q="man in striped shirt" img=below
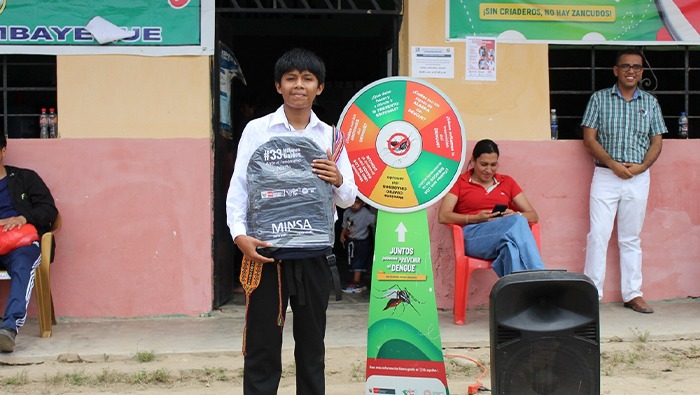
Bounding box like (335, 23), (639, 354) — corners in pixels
(581, 48), (666, 314)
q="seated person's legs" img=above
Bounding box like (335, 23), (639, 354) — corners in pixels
(493, 215), (545, 276)
(464, 215), (544, 277)
(463, 217), (512, 260)
(1, 243), (41, 352)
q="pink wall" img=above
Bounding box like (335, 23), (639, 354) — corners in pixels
(0, 139), (213, 318)
(430, 140), (700, 309)
(2, 138), (697, 319)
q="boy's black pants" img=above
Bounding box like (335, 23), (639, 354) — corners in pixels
(243, 255), (330, 395)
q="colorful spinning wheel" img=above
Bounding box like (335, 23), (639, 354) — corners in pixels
(338, 77), (467, 213)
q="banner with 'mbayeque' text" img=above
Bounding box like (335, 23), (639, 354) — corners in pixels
(0, 0), (213, 56)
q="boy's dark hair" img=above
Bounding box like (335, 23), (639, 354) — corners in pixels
(0, 132), (6, 149)
(472, 139), (499, 160)
(274, 48), (326, 84)
(615, 48), (644, 65)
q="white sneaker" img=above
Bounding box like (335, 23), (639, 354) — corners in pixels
(342, 283), (365, 294)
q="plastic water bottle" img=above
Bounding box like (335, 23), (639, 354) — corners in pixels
(39, 108), (49, 139)
(678, 111), (689, 139)
(550, 109), (558, 140)
(48, 108), (58, 138)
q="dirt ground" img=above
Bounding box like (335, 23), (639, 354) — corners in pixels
(1, 335), (699, 394)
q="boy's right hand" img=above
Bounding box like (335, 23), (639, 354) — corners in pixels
(234, 235), (275, 264)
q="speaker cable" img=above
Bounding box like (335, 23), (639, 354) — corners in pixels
(443, 353), (491, 394)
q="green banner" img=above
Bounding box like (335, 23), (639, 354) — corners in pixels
(448, 0), (700, 44)
(366, 210), (449, 394)
(0, 0), (206, 52)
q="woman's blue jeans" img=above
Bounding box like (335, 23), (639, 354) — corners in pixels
(463, 214), (545, 277)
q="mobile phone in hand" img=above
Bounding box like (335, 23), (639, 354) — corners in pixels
(492, 204), (508, 216)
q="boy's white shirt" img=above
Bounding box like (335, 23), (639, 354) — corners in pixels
(226, 105), (358, 241)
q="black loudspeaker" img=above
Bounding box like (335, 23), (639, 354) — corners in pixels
(489, 270), (600, 395)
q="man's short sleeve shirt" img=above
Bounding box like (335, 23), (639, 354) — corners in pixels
(581, 84), (667, 164)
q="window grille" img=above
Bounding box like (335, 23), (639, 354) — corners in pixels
(1, 55), (57, 139)
(549, 46), (698, 139)
(216, 0), (402, 14)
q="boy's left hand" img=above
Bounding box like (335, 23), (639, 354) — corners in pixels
(312, 149), (343, 187)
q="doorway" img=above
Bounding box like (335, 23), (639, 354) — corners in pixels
(212, 2), (403, 307)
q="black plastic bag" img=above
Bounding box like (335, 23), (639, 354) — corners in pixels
(247, 136), (334, 259)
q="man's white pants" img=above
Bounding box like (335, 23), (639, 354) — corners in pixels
(584, 166), (650, 302)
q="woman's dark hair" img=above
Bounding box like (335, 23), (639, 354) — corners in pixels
(471, 139), (499, 161)
(274, 48), (326, 84)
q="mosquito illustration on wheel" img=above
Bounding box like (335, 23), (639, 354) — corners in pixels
(374, 284), (424, 316)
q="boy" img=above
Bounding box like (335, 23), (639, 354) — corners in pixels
(340, 197), (375, 293)
(225, 48), (357, 395)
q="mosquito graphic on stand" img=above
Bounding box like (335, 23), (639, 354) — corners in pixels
(373, 120), (424, 171)
(375, 284), (423, 316)
(388, 133), (411, 156)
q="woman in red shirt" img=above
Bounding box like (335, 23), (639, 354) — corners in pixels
(438, 139), (545, 276)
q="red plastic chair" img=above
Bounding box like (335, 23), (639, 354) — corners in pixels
(449, 222), (541, 325)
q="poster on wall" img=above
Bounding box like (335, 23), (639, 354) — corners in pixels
(447, 0), (700, 44)
(0, 0), (214, 56)
(466, 37), (497, 81)
(410, 46), (455, 79)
